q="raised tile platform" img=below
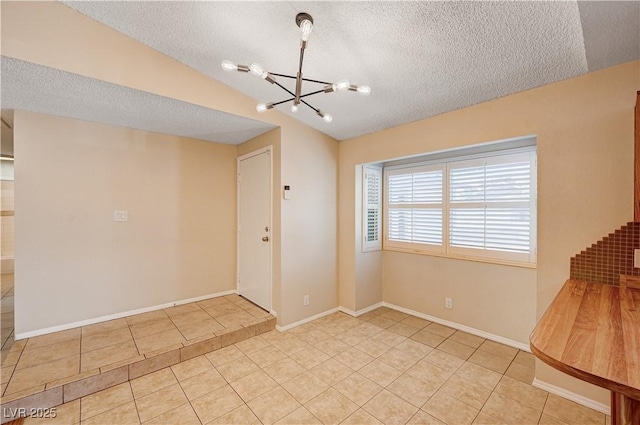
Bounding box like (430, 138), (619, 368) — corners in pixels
(0, 294), (275, 423)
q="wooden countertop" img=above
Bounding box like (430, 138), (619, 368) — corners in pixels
(530, 279), (640, 400)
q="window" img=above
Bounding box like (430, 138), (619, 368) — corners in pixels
(386, 164), (444, 252)
(384, 149), (536, 266)
(362, 165), (382, 252)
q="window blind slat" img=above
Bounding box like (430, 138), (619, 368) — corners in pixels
(413, 171), (443, 204)
(388, 208), (412, 242)
(388, 174), (413, 205)
(413, 209), (443, 244)
(485, 207), (530, 252)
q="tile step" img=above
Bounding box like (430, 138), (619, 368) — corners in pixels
(0, 316), (275, 424)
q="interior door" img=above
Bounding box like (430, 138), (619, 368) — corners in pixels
(238, 149), (271, 311)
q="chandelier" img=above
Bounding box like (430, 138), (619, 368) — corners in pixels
(221, 13), (370, 123)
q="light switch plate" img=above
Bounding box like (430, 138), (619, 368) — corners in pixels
(114, 210), (128, 222)
(635, 249), (640, 268)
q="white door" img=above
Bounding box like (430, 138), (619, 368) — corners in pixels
(238, 149), (271, 311)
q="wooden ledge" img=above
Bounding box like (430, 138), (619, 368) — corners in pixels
(530, 279), (640, 401)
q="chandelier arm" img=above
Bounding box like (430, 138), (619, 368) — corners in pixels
(301, 77), (333, 85)
(299, 89), (325, 99)
(274, 81), (297, 98)
(269, 73), (333, 86)
(269, 73), (297, 80)
(300, 99), (319, 113)
(271, 97), (296, 107)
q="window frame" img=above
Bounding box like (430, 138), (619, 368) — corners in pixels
(383, 147), (537, 268)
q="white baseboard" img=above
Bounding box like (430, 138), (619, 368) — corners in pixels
(15, 289), (238, 340)
(382, 302), (531, 352)
(276, 301), (383, 332)
(532, 378), (610, 415)
(277, 301), (529, 352)
(337, 307), (357, 316)
(276, 307), (340, 332)
(338, 302), (384, 317)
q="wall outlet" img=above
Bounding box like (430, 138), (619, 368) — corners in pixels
(445, 297), (453, 309)
(635, 249), (640, 268)
(113, 210), (128, 222)
(304, 295), (309, 306)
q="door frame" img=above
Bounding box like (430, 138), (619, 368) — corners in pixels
(236, 146), (273, 313)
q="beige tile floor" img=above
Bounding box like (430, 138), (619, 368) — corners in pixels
(15, 306), (609, 425)
(0, 277), (273, 398)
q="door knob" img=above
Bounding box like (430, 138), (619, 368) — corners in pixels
(262, 236), (269, 242)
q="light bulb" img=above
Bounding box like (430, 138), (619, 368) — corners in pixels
(221, 60), (237, 71)
(357, 86), (371, 96)
(250, 63), (266, 78)
(300, 19), (313, 41)
(256, 103), (268, 113)
(335, 79), (350, 91)
(291, 104), (299, 113)
(317, 110), (332, 123)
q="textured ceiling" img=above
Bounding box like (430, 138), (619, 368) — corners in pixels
(1, 57), (275, 145)
(46, 2), (640, 141)
(578, 1), (640, 71)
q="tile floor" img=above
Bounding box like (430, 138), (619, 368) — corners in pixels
(0, 275), (273, 399)
(1, 273), (15, 352)
(11, 306), (609, 425)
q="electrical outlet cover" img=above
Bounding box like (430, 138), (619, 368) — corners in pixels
(114, 210), (128, 222)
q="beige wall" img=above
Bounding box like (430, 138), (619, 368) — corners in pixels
(382, 253), (535, 342)
(14, 111), (237, 334)
(340, 61), (639, 405)
(3, 1), (339, 329)
(279, 127), (338, 326)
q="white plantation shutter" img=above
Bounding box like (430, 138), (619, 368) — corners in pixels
(383, 147), (536, 265)
(362, 165), (382, 252)
(448, 151), (536, 263)
(386, 165), (444, 252)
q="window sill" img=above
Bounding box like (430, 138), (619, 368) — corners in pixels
(383, 246), (537, 269)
